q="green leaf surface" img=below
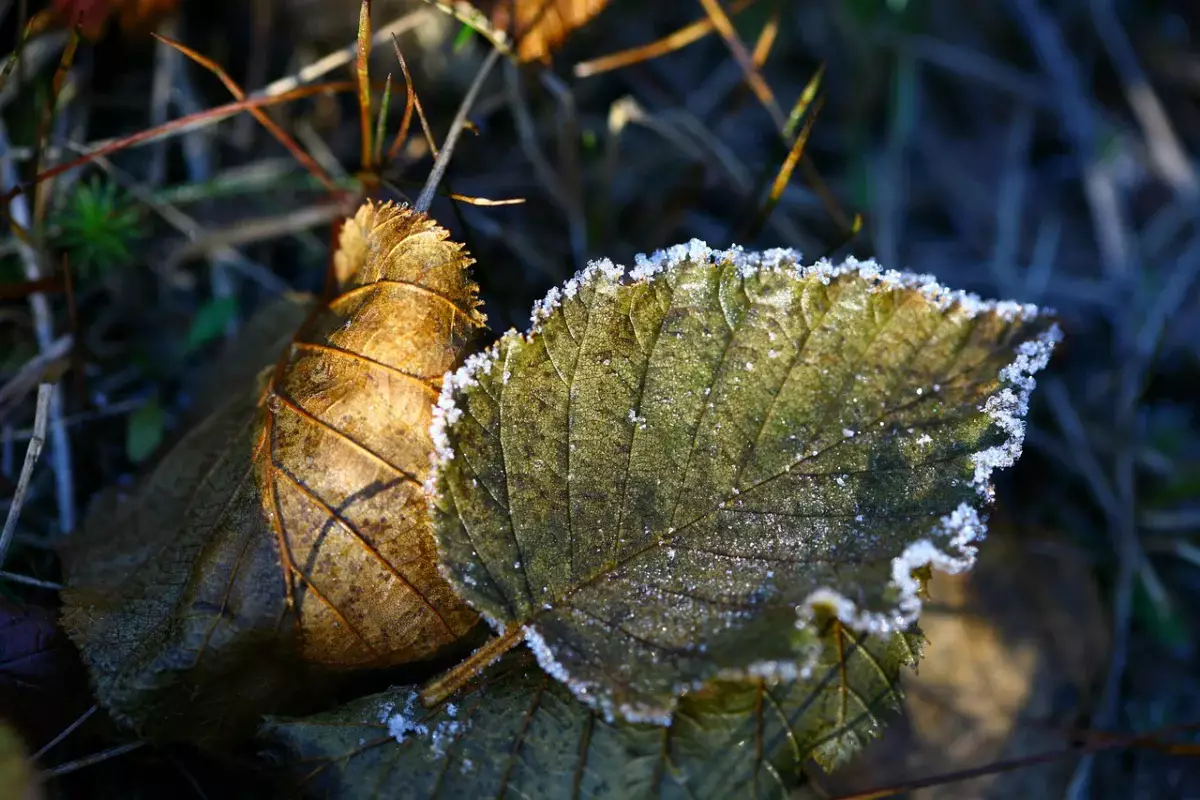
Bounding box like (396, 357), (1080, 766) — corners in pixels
(429, 244), (1059, 724)
(261, 625), (920, 799)
(125, 394), (164, 463)
(185, 296), (239, 353)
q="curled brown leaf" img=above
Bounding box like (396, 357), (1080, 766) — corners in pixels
(61, 202), (485, 745)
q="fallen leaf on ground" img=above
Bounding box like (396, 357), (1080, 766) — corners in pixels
(262, 624), (919, 798)
(0, 598), (90, 750)
(428, 243), (1060, 724)
(61, 202), (485, 745)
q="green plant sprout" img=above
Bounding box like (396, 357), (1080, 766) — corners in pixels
(53, 176), (143, 277)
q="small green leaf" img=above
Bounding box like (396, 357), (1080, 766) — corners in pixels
(429, 244), (1059, 725)
(126, 394), (164, 464)
(261, 626), (921, 798)
(452, 22), (476, 53)
(1133, 564), (1191, 657)
(185, 296), (239, 353)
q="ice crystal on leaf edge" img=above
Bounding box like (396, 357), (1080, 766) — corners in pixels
(426, 240), (1061, 726)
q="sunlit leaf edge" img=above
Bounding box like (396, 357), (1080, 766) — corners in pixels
(427, 241), (1060, 724)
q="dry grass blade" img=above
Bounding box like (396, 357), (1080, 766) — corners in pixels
(31, 706), (97, 761)
(31, 23), (81, 222)
(0, 81), (356, 212)
(743, 92), (823, 239)
(163, 201), (355, 273)
(826, 722), (1200, 800)
(41, 742), (144, 780)
(0, 383), (53, 569)
(391, 36), (440, 159)
(151, 33), (339, 193)
(415, 45), (503, 212)
(750, 0), (781, 67)
(574, 0), (758, 78)
(0, 334), (71, 422)
(372, 73), (392, 169)
(696, 0), (783, 130)
(0, 17), (40, 94)
(784, 62), (824, 140)
(356, 0), (373, 172)
(384, 43), (419, 164)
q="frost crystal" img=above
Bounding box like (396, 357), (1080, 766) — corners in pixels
(379, 690), (471, 756)
(968, 327), (1062, 498)
(427, 346), (502, 499)
(383, 691), (428, 744)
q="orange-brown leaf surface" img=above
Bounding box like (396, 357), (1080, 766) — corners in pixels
(51, 0), (179, 39)
(61, 202), (485, 745)
(468, 0), (610, 62)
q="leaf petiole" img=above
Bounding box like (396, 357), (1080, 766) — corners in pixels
(419, 624), (524, 708)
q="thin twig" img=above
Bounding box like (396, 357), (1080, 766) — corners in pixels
(1044, 379), (1120, 522)
(163, 201), (354, 272)
(42, 741), (145, 780)
(147, 16), (179, 186)
(0, 569), (62, 589)
(695, 0), (784, 130)
(32, 705), (96, 761)
(0, 382), (51, 568)
(1089, 0), (1197, 197)
(256, 9), (430, 99)
(0, 333), (71, 422)
(829, 721), (1200, 800)
(0, 119), (73, 535)
(415, 46), (502, 213)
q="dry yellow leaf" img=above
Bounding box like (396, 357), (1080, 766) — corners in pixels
(62, 202), (485, 745)
(469, 0), (610, 62)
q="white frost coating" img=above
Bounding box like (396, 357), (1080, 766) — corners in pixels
(383, 691), (428, 744)
(968, 326), (1063, 497)
(524, 624), (677, 725)
(580, 243), (1045, 324)
(794, 325), (1059, 636)
(797, 499), (983, 636)
(523, 625), (572, 686)
(529, 257), (627, 334)
(379, 690), (471, 757)
(426, 346), (503, 499)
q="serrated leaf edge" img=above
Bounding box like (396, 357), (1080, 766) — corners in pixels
(426, 242), (1061, 724)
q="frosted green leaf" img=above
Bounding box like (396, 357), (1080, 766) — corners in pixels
(428, 242), (1060, 725)
(261, 625), (921, 798)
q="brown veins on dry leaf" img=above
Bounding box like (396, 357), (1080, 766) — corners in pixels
(61, 202), (485, 742)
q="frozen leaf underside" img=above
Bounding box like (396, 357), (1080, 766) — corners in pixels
(61, 203), (483, 744)
(262, 624), (920, 799)
(430, 244), (1059, 724)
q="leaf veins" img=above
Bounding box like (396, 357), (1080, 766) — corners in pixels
(61, 202), (486, 745)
